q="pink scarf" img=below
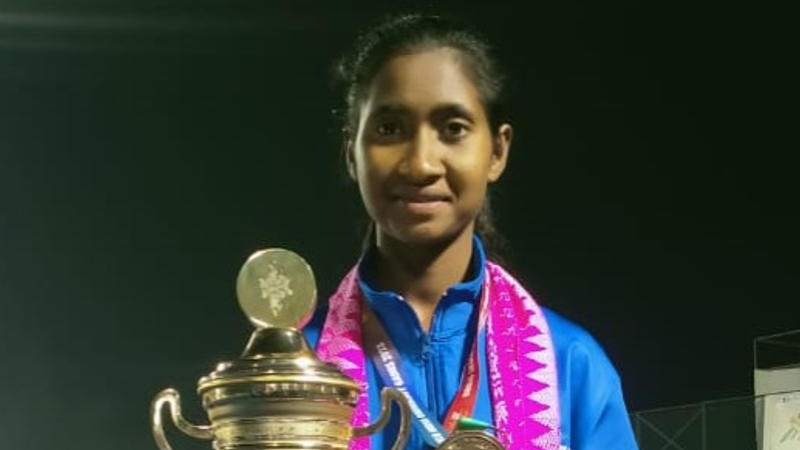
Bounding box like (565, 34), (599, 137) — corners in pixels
(316, 261), (561, 449)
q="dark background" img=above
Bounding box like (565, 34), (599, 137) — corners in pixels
(0, 1), (795, 449)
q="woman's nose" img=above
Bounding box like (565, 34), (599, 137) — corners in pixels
(397, 127), (445, 182)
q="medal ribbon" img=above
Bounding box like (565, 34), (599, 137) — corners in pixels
(362, 271), (491, 446)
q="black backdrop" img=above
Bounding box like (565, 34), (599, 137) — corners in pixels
(0, 1), (795, 449)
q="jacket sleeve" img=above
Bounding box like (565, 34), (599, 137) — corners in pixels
(580, 378), (638, 450)
(546, 309), (639, 450)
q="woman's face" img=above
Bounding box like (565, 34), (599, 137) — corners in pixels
(349, 47), (512, 246)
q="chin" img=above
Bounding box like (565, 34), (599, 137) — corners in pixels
(386, 221), (464, 246)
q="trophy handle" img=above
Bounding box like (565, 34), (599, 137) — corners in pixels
(151, 388), (213, 450)
(352, 387), (411, 450)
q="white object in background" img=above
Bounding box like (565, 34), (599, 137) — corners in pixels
(755, 366), (800, 449)
(763, 391), (800, 450)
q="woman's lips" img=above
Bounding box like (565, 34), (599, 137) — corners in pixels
(394, 196), (449, 214)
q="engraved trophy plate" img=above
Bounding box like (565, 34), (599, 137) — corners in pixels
(236, 248), (316, 329)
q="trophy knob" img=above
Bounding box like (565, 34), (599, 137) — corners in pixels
(236, 248), (317, 329)
(151, 388), (213, 450)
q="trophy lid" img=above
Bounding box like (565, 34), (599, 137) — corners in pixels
(198, 326), (358, 393)
(197, 248), (358, 399)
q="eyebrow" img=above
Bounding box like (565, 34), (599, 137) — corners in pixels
(370, 104), (410, 117)
(369, 102), (477, 122)
(431, 103), (477, 123)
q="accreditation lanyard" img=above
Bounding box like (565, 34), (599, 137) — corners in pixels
(362, 275), (490, 447)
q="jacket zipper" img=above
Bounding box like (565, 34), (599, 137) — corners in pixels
(422, 332), (438, 424)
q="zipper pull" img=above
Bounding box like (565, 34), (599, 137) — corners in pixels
(421, 332), (432, 360)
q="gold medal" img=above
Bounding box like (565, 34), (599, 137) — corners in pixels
(235, 248), (317, 329)
(438, 431), (505, 449)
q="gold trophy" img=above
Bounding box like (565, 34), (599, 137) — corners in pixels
(150, 249), (411, 450)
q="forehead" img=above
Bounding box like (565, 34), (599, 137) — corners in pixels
(361, 48), (486, 118)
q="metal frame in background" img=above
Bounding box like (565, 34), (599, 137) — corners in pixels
(631, 390), (800, 450)
(632, 328), (800, 450)
(754, 329), (800, 370)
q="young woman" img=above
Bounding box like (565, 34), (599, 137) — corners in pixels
(303, 14), (638, 450)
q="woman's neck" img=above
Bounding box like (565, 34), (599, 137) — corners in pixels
(373, 225), (475, 330)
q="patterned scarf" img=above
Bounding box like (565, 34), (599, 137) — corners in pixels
(316, 261), (561, 449)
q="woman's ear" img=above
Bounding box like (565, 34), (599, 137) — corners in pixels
(344, 137), (358, 182)
(487, 123), (513, 182)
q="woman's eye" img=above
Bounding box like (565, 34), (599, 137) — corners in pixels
(376, 122), (401, 136)
(442, 121), (469, 140)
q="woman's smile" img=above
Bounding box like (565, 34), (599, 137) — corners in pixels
(391, 187), (452, 215)
(395, 197), (449, 215)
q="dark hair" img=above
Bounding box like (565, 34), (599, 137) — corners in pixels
(334, 13), (510, 262)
